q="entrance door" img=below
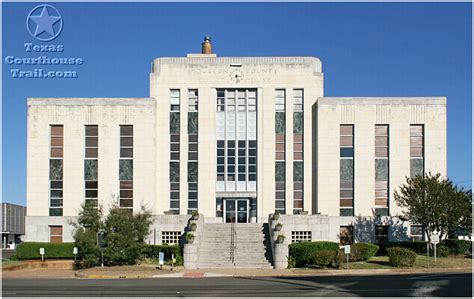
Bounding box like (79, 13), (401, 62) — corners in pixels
(224, 199), (248, 223)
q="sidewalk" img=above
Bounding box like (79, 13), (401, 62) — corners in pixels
(75, 265), (473, 279)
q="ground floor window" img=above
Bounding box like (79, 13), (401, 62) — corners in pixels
(162, 231), (181, 245)
(49, 225), (63, 243)
(291, 231), (311, 243)
(339, 226), (353, 245)
(375, 225), (389, 243)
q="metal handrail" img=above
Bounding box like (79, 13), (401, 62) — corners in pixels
(230, 223), (235, 263)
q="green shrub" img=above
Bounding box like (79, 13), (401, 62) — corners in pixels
(435, 245), (450, 258)
(141, 244), (183, 265)
(349, 243), (379, 262)
(377, 241), (428, 255)
(441, 239), (471, 255)
(15, 242), (75, 260)
(287, 256), (296, 268)
(310, 250), (337, 267)
(289, 241), (340, 267)
(387, 247), (416, 267)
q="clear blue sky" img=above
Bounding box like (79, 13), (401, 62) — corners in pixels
(2, 2), (472, 205)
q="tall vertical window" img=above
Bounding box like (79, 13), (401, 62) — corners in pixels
(170, 89), (180, 214)
(410, 125), (424, 177)
(375, 125), (389, 216)
(275, 89), (286, 214)
(119, 125), (133, 212)
(340, 125), (354, 216)
(49, 125), (63, 216)
(188, 89), (198, 214)
(293, 89), (304, 214)
(216, 89), (257, 192)
(84, 125), (98, 207)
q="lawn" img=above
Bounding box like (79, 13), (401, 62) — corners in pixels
(0, 259), (23, 268)
(345, 255), (472, 270)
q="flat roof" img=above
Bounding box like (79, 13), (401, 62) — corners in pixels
(28, 98), (155, 106)
(318, 97), (446, 105)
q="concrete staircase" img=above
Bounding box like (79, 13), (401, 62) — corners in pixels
(197, 223), (273, 269)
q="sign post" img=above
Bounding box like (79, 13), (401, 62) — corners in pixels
(96, 229), (108, 268)
(430, 232), (440, 263)
(158, 252), (164, 270)
(39, 247), (45, 263)
(73, 247), (78, 261)
(344, 245), (351, 269)
(171, 253), (175, 271)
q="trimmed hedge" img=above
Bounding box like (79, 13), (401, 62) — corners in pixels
(348, 243), (379, 262)
(141, 244), (183, 265)
(441, 239), (471, 255)
(310, 250), (337, 267)
(387, 247), (416, 267)
(289, 241), (339, 267)
(14, 242), (75, 260)
(376, 241), (428, 255)
(435, 245), (450, 258)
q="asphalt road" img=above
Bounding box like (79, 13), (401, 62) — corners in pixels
(2, 272), (472, 297)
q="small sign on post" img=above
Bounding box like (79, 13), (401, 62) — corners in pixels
(158, 252), (164, 270)
(73, 247), (78, 261)
(344, 245), (351, 269)
(430, 232), (440, 263)
(96, 229), (108, 268)
(39, 247), (45, 262)
(171, 253), (175, 271)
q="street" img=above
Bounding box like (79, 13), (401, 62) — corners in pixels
(2, 272), (472, 297)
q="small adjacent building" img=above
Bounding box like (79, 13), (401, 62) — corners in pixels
(2, 202), (26, 249)
(24, 37), (446, 246)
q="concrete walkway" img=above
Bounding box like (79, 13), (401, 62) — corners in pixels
(3, 263), (471, 279)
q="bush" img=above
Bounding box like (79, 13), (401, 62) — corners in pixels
(377, 241), (428, 255)
(310, 250), (337, 267)
(348, 243), (379, 262)
(435, 245), (450, 258)
(387, 247), (416, 267)
(441, 239), (471, 255)
(289, 241), (340, 267)
(15, 242), (75, 260)
(141, 244), (183, 265)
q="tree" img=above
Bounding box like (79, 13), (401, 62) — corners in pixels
(71, 202), (104, 267)
(103, 205), (153, 265)
(394, 172), (472, 242)
(72, 202), (153, 267)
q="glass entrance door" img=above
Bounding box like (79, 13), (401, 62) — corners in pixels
(224, 199), (248, 223)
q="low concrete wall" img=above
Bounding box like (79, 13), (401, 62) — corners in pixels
(183, 214), (204, 269)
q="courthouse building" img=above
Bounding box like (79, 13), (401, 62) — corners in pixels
(25, 38), (446, 250)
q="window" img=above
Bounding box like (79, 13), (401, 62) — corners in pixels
(275, 90), (286, 219)
(170, 89), (181, 214)
(291, 231), (311, 243)
(119, 125), (133, 211)
(339, 226), (353, 245)
(375, 125), (389, 213)
(49, 226), (63, 243)
(188, 90), (198, 214)
(410, 125), (424, 177)
(410, 225), (424, 241)
(340, 125), (354, 216)
(375, 225), (389, 243)
(293, 89), (304, 214)
(216, 89), (257, 199)
(84, 125), (98, 207)
(162, 231), (181, 245)
(50, 125), (63, 216)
